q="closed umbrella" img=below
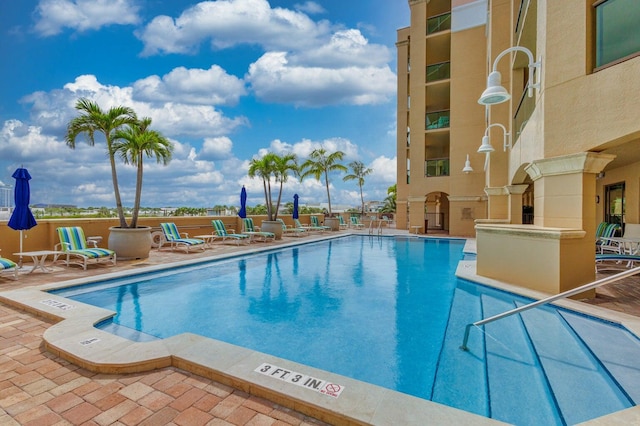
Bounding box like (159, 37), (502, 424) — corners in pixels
(8, 168), (37, 265)
(293, 194), (299, 219)
(238, 186), (247, 219)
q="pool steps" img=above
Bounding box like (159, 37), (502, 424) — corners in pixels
(432, 284), (639, 425)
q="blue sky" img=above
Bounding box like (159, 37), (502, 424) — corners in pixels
(0, 0), (408, 210)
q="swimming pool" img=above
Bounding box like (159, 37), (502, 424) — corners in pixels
(50, 236), (640, 425)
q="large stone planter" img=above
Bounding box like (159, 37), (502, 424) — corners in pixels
(261, 220), (283, 240)
(108, 226), (152, 260)
(324, 217), (340, 231)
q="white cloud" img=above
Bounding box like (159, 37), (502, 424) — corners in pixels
(132, 66), (246, 106)
(368, 155), (397, 184)
(293, 1), (325, 15)
(21, 74), (248, 138)
(136, 0), (329, 56)
(199, 136), (234, 160)
(246, 52), (395, 107)
(34, 0), (140, 36)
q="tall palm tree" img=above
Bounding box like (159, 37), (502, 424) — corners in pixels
(379, 184), (397, 213)
(271, 153), (298, 220)
(112, 117), (173, 228)
(299, 148), (347, 215)
(248, 153), (276, 220)
(65, 98), (138, 228)
(248, 152), (297, 220)
(343, 160), (373, 215)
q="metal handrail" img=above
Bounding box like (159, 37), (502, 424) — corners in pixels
(460, 266), (640, 351)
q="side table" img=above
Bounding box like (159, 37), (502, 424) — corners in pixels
(14, 251), (64, 274)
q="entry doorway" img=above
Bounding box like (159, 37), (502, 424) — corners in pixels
(604, 182), (625, 227)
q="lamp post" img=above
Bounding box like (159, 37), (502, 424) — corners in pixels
(478, 123), (511, 153)
(478, 46), (541, 105)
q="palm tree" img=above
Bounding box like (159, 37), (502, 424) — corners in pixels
(379, 184), (397, 213)
(271, 153), (298, 220)
(248, 153), (276, 220)
(65, 98), (138, 228)
(343, 160), (373, 215)
(299, 148), (347, 215)
(112, 117), (173, 228)
(248, 152), (297, 220)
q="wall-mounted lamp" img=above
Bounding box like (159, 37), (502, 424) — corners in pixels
(462, 154), (473, 174)
(478, 46), (542, 105)
(478, 123), (511, 153)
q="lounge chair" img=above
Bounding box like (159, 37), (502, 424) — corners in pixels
(211, 220), (250, 245)
(596, 253), (640, 271)
(338, 216), (349, 230)
(310, 216), (331, 231)
(242, 218), (275, 242)
(350, 216), (365, 229)
(55, 226), (116, 270)
(597, 223), (621, 253)
(0, 250), (17, 280)
(159, 223), (206, 253)
(294, 218), (325, 233)
(276, 218), (306, 237)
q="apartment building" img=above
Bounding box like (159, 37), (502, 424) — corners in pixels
(397, 0), (640, 294)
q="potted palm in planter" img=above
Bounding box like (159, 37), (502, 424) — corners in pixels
(248, 152), (297, 239)
(65, 98), (173, 259)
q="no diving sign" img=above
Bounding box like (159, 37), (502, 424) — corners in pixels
(255, 363), (344, 398)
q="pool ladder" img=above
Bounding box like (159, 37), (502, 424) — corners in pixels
(368, 219), (382, 235)
(460, 265), (640, 351)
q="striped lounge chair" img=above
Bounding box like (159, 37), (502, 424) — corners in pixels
(350, 216), (365, 229)
(242, 218), (275, 242)
(276, 218), (306, 237)
(56, 227), (116, 270)
(211, 220), (250, 245)
(338, 216), (349, 230)
(0, 250), (18, 280)
(159, 223), (206, 253)
(294, 218), (325, 233)
(310, 216), (331, 231)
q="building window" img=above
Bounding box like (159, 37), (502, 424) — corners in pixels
(427, 13), (451, 35)
(425, 110), (450, 130)
(425, 158), (450, 177)
(426, 61), (450, 83)
(595, 0), (640, 68)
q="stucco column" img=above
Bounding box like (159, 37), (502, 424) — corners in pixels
(484, 187), (508, 220)
(506, 184), (529, 224)
(396, 200), (408, 230)
(408, 196), (426, 233)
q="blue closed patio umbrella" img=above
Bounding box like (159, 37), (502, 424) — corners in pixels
(238, 186), (247, 219)
(293, 194), (299, 219)
(8, 168), (37, 263)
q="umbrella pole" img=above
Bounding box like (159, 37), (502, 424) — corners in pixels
(18, 230), (24, 268)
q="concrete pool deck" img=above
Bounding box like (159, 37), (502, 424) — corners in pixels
(1, 229), (640, 424)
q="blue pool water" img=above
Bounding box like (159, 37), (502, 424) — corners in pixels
(51, 236), (640, 425)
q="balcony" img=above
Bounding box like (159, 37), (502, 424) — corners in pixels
(426, 61), (450, 83)
(427, 13), (451, 35)
(426, 110), (450, 130)
(425, 158), (450, 177)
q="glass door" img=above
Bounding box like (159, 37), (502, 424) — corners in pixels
(604, 182), (625, 226)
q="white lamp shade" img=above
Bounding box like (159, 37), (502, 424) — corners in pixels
(478, 71), (511, 105)
(462, 155), (473, 173)
(478, 136), (495, 153)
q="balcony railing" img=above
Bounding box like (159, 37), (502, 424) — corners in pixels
(426, 61), (450, 83)
(426, 110), (450, 130)
(425, 158), (450, 177)
(427, 13), (451, 35)
(513, 90), (534, 141)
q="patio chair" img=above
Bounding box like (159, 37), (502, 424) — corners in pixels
(276, 218), (306, 237)
(596, 223), (621, 253)
(310, 216), (331, 231)
(338, 216), (349, 230)
(0, 250), (18, 280)
(242, 218), (275, 242)
(55, 227), (116, 270)
(294, 218), (325, 233)
(350, 216), (365, 229)
(159, 223), (206, 253)
(211, 220), (250, 245)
